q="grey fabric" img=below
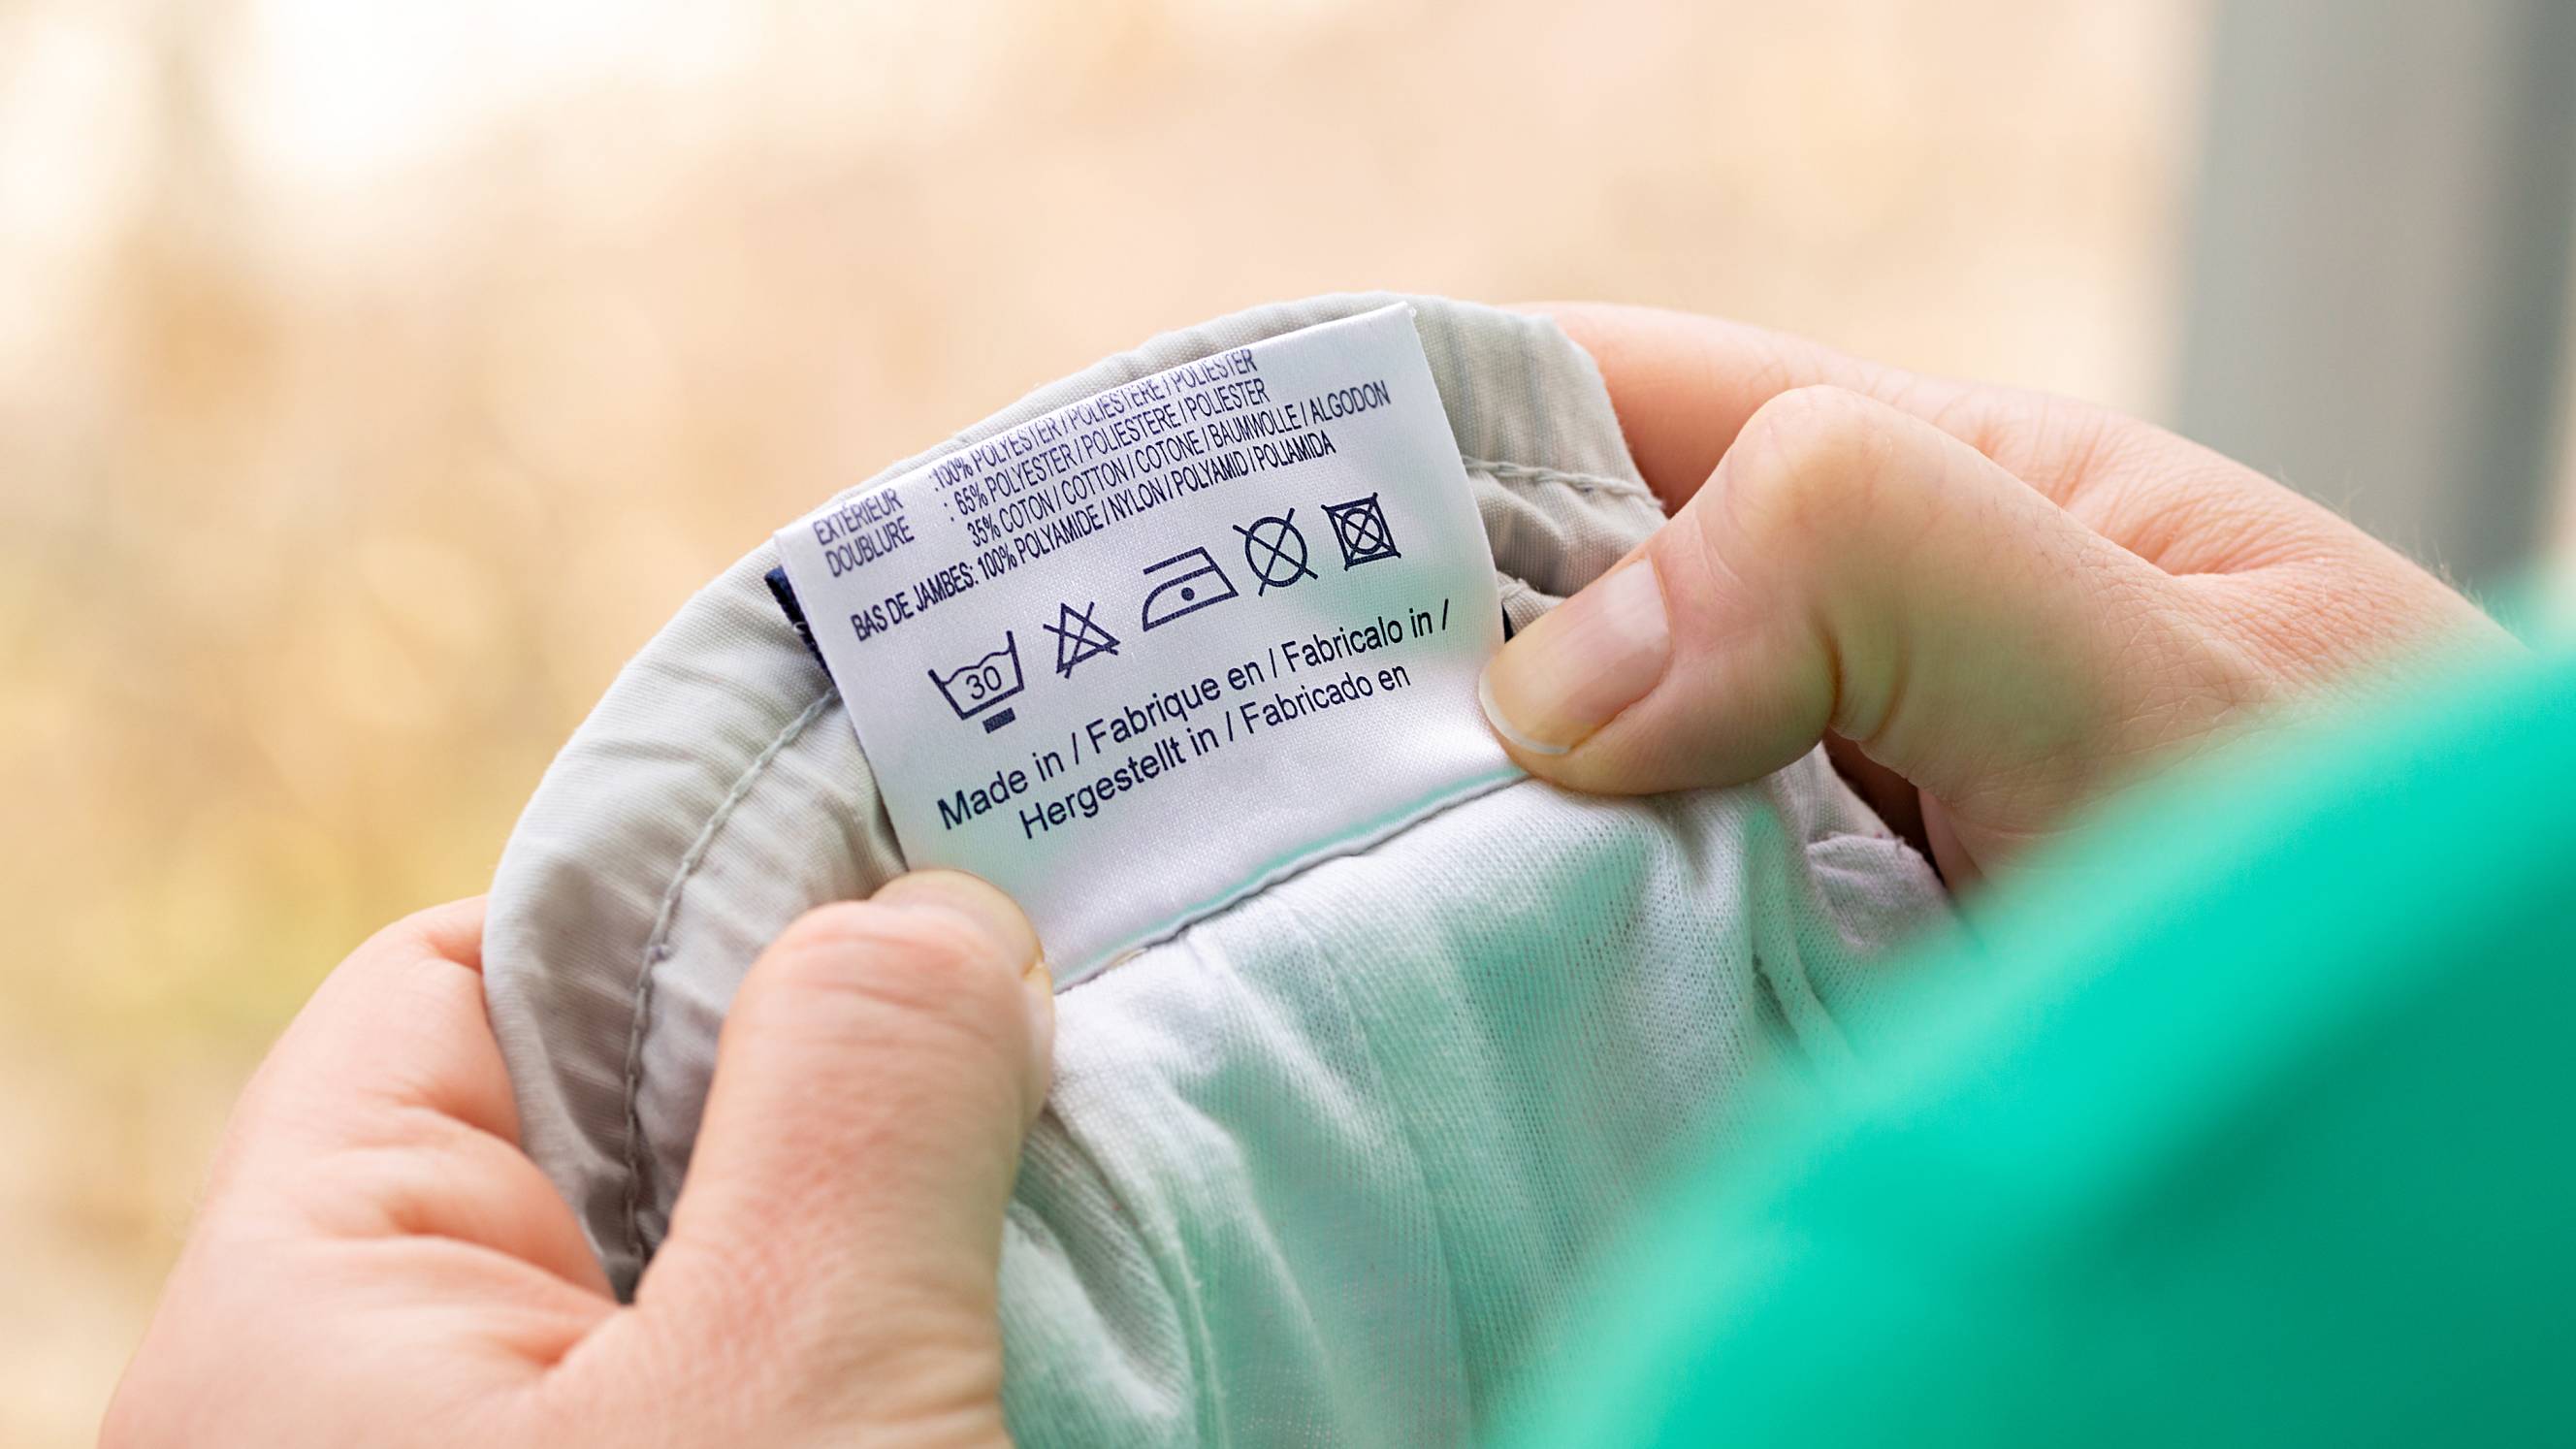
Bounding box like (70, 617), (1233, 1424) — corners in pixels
(484, 294), (1951, 1444)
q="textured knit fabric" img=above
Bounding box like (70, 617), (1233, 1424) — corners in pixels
(483, 294), (1951, 1445)
(1498, 648), (2576, 1447)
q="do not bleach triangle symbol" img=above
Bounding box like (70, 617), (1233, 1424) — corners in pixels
(1045, 598), (1121, 677)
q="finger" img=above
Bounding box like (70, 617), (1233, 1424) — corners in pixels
(1535, 300), (2109, 505)
(1532, 301), (1900, 508)
(244, 897), (513, 1141)
(212, 896), (613, 1296)
(1478, 385), (2255, 875)
(632, 870), (1050, 1418)
(1535, 302), (2334, 577)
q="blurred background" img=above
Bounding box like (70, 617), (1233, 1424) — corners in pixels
(4, 1), (2570, 1439)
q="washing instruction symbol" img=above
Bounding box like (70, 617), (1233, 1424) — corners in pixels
(1235, 508), (1316, 595)
(1139, 547), (1239, 631)
(1324, 493), (1401, 569)
(928, 630), (1025, 732)
(1044, 598), (1121, 677)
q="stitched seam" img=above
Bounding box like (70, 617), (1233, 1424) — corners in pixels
(1459, 454), (1656, 501)
(618, 688), (837, 1275)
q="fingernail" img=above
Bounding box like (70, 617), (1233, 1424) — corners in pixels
(1479, 559), (1671, 756)
(873, 869), (1040, 968)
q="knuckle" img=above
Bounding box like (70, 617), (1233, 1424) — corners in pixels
(1722, 384), (1891, 549)
(1748, 380), (1877, 443)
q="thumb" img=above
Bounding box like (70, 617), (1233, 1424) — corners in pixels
(632, 870), (1051, 1431)
(1477, 384), (2244, 877)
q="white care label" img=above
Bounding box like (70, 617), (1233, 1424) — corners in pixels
(774, 305), (1516, 983)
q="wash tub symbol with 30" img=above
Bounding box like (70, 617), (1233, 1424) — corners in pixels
(929, 631), (1026, 732)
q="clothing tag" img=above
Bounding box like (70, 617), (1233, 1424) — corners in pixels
(774, 304), (1515, 984)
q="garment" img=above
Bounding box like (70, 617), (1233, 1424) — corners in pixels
(483, 294), (1950, 1445)
(1499, 647), (2576, 1446)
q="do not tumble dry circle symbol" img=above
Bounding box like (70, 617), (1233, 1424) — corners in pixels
(1324, 493), (1400, 569)
(1045, 598), (1121, 677)
(1235, 508), (1317, 595)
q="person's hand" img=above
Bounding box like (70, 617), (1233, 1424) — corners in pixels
(1480, 304), (2516, 886)
(105, 873), (1052, 1448)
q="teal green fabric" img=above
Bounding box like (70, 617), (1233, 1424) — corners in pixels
(1501, 648), (2576, 1446)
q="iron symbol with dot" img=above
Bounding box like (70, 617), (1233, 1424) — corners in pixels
(1138, 546), (1240, 631)
(1324, 493), (1400, 569)
(1235, 508), (1316, 595)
